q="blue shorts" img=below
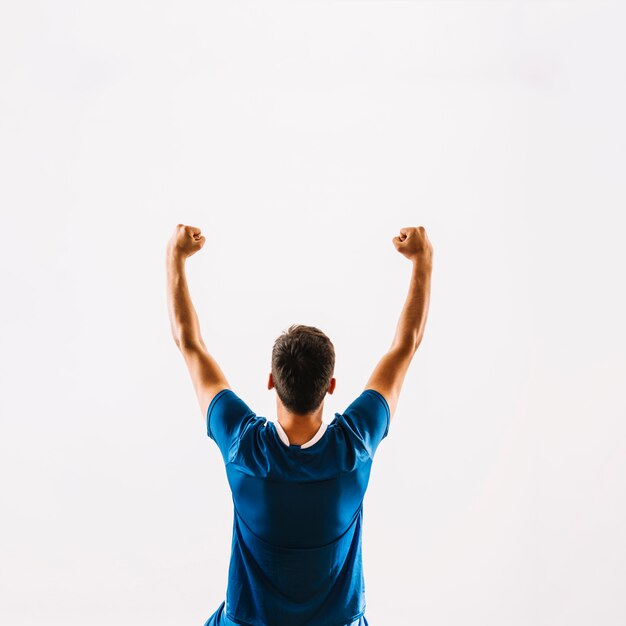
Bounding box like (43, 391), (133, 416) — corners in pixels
(203, 600), (369, 626)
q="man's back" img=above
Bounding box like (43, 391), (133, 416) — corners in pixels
(205, 387), (390, 626)
(166, 224), (433, 625)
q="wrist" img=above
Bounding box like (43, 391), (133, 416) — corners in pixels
(411, 257), (432, 274)
(166, 246), (186, 265)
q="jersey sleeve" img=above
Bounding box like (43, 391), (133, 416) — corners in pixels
(338, 389), (391, 459)
(207, 389), (258, 463)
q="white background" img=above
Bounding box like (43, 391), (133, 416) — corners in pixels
(1, 2), (625, 625)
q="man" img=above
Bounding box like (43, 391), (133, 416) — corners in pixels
(166, 224), (433, 626)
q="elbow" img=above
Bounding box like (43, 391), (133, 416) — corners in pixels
(393, 334), (422, 355)
(172, 333), (183, 350)
(177, 334), (203, 350)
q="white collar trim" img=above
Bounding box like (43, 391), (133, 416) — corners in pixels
(274, 420), (328, 449)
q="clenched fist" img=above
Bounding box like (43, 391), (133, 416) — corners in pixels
(167, 223), (206, 259)
(392, 226), (433, 265)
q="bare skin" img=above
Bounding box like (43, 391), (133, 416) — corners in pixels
(166, 223), (433, 433)
(364, 226), (433, 422)
(166, 224), (230, 422)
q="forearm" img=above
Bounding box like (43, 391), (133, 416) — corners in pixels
(390, 259), (432, 352)
(166, 251), (204, 347)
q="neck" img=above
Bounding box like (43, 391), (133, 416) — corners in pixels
(276, 404), (324, 445)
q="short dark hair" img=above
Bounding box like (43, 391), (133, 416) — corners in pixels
(271, 324), (335, 415)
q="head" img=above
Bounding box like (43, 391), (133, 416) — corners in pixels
(269, 324), (336, 416)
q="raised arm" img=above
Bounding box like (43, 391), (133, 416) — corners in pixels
(364, 226), (433, 422)
(166, 224), (230, 421)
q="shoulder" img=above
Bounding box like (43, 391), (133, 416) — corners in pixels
(206, 389), (261, 443)
(207, 387), (236, 413)
(332, 389), (391, 458)
(339, 389), (391, 420)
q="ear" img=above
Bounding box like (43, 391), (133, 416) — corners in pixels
(328, 377), (336, 394)
(268, 372), (274, 390)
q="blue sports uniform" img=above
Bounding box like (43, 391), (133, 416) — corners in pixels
(202, 388), (390, 626)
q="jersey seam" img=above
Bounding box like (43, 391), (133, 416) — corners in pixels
(232, 502), (363, 550)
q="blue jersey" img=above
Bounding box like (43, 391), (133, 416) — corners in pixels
(204, 388), (390, 626)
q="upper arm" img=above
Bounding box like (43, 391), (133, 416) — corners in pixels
(178, 340), (231, 420)
(364, 344), (416, 423)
